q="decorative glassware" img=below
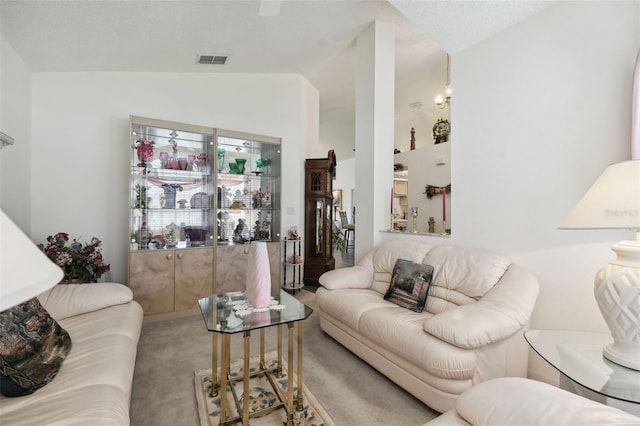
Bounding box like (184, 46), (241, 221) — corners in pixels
(228, 162), (238, 174)
(178, 157), (188, 170)
(159, 152), (169, 169)
(161, 183), (182, 209)
(197, 153), (208, 173)
(217, 148), (225, 173)
(235, 158), (247, 174)
(135, 137), (155, 167)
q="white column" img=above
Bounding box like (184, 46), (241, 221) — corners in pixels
(354, 21), (395, 260)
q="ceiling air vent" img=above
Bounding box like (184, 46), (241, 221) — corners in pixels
(197, 55), (228, 65)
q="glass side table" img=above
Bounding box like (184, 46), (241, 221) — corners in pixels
(198, 289), (313, 425)
(525, 329), (640, 416)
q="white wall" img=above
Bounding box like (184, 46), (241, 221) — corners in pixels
(333, 157), (355, 219)
(0, 36), (32, 233)
(394, 51), (449, 153)
(383, 1), (639, 383)
(30, 72), (318, 284)
(394, 142), (451, 233)
(355, 21), (396, 261)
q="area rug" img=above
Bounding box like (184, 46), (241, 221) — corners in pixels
(195, 352), (335, 426)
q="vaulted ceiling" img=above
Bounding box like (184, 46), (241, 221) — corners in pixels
(1, 0), (554, 159)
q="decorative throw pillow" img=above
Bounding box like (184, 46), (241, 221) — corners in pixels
(0, 297), (72, 397)
(384, 259), (434, 313)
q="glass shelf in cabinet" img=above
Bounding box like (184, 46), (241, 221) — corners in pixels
(146, 168), (211, 179)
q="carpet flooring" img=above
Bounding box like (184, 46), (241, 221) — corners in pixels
(130, 289), (438, 426)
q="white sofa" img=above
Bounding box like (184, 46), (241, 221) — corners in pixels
(0, 283), (143, 425)
(315, 240), (539, 413)
(424, 377), (640, 425)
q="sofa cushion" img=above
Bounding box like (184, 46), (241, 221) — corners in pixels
(358, 306), (477, 380)
(384, 259), (434, 312)
(315, 288), (392, 330)
(38, 283), (133, 321)
(0, 298), (72, 397)
(318, 264), (373, 290)
(0, 300), (143, 425)
(371, 240), (432, 294)
(424, 246), (510, 315)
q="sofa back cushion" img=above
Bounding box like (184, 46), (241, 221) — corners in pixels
(370, 240), (433, 294)
(423, 245), (511, 314)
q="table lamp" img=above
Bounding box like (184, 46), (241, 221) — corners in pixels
(560, 160), (640, 370)
(0, 209), (63, 311)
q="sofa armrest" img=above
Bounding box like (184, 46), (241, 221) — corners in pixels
(423, 265), (539, 349)
(38, 283), (134, 320)
(430, 378), (640, 426)
(318, 265), (374, 290)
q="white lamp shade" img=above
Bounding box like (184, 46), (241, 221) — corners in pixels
(0, 210), (63, 311)
(560, 160), (640, 230)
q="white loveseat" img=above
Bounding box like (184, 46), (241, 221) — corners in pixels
(315, 240), (539, 413)
(0, 283), (143, 425)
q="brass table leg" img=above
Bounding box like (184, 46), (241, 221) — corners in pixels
(220, 333), (229, 425)
(277, 325), (283, 377)
(296, 321), (304, 411)
(260, 328), (265, 370)
(243, 331), (250, 425)
(286, 322), (294, 426)
(210, 333), (218, 397)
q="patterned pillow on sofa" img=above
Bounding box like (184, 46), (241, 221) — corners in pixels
(384, 259), (434, 313)
(0, 297), (72, 397)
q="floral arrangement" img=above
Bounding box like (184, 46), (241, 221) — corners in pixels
(38, 233), (111, 283)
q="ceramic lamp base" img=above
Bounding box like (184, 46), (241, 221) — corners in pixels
(595, 240), (640, 371)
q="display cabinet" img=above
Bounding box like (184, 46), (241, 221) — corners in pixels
(303, 150), (336, 285)
(128, 116), (215, 315)
(128, 117), (281, 315)
(214, 129), (281, 294)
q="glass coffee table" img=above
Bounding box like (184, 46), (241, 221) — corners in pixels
(525, 329), (640, 416)
(198, 289), (313, 425)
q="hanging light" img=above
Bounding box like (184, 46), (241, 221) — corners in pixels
(435, 53), (451, 109)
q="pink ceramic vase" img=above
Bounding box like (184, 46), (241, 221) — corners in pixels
(245, 242), (271, 308)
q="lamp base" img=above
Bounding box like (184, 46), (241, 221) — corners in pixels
(595, 240), (640, 371)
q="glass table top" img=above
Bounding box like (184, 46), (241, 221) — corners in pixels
(198, 289), (313, 334)
(525, 329), (640, 404)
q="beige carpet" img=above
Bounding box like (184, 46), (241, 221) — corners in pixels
(195, 353), (335, 426)
(130, 289), (439, 425)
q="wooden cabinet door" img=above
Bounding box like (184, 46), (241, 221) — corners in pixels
(215, 243), (281, 294)
(129, 250), (175, 315)
(174, 248), (214, 311)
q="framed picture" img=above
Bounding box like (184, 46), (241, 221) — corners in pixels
(332, 189), (342, 210)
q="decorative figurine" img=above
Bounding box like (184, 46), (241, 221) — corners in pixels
(410, 127), (416, 150)
(233, 218), (246, 243)
(287, 227), (299, 240)
(428, 217), (436, 234)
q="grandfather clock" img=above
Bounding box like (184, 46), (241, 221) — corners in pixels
(303, 150), (336, 285)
